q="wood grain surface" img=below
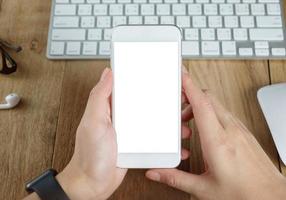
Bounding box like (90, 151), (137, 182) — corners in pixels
(0, 0), (285, 199)
(0, 0), (64, 199)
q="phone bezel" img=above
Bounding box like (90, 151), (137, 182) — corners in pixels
(111, 25), (182, 168)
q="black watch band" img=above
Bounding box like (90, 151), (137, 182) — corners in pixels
(26, 169), (70, 200)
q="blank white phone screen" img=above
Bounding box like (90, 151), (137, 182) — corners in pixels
(113, 42), (180, 153)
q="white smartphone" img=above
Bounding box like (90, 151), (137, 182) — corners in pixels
(111, 25), (182, 168)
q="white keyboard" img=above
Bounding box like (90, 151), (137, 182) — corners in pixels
(47, 0), (286, 59)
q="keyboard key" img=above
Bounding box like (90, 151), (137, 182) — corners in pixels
(201, 28), (215, 40)
(255, 48), (269, 56)
(52, 29), (86, 41)
(50, 42), (65, 55)
(235, 4), (249, 15)
(150, 0), (163, 3)
(133, 0), (147, 3)
(165, 0), (178, 3)
(188, 4), (202, 15)
(81, 16), (95, 28)
(144, 16), (159, 24)
(172, 4), (186, 15)
(208, 16), (222, 27)
(251, 4), (265, 15)
(267, 3), (281, 15)
(182, 41), (199, 56)
(224, 16), (238, 27)
(55, 5), (76, 15)
(126, 4), (139, 15)
(66, 42), (81, 55)
(99, 42), (111, 55)
(141, 4), (155, 15)
(97, 16), (111, 28)
(176, 16), (190, 27)
(220, 4), (234, 15)
(184, 28), (199, 40)
(56, 0), (69, 3)
(202, 41), (220, 56)
(240, 16), (254, 27)
(129, 16), (143, 24)
(118, 0), (131, 3)
(104, 29), (113, 40)
(88, 29), (102, 40)
(249, 28), (284, 41)
(113, 16), (127, 26)
(239, 48), (253, 56)
(233, 28), (248, 41)
(160, 16), (175, 24)
(110, 4), (123, 15)
(217, 28), (231, 40)
(83, 42), (98, 55)
(256, 16), (282, 27)
(94, 5), (108, 15)
(255, 41), (269, 49)
(157, 4), (170, 15)
(78, 5), (92, 15)
(87, 0), (100, 2)
(204, 4), (218, 15)
(192, 16), (206, 27)
(272, 48), (286, 56)
(53, 17), (79, 28)
(222, 41), (236, 55)
(102, 0), (116, 3)
(71, 0), (85, 3)
(180, 0), (194, 3)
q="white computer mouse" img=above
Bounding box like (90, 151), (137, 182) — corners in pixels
(257, 83), (286, 165)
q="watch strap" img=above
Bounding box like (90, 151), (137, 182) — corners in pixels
(26, 169), (70, 200)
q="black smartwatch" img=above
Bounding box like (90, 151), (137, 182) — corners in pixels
(26, 169), (70, 200)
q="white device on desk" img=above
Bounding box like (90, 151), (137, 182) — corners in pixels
(111, 25), (181, 168)
(257, 83), (286, 165)
(0, 93), (21, 110)
(47, 0), (286, 59)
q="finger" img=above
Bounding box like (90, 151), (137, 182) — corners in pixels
(181, 148), (190, 160)
(182, 72), (223, 146)
(182, 104), (193, 122)
(146, 169), (205, 195)
(182, 124), (191, 139)
(182, 91), (188, 105)
(83, 68), (113, 124)
(204, 91), (236, 129)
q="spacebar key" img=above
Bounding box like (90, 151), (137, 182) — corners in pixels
(52, 29), (86, 41)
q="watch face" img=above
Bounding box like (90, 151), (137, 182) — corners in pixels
(25, 169), (58, 193)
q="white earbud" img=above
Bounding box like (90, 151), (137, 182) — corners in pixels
(0, 93), (21, 110)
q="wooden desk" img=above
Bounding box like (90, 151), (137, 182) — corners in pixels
(0, 1), (285, 199)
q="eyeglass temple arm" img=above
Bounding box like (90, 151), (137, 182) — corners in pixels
(0, 39), (22, 52)
(1, 47), (17, 67)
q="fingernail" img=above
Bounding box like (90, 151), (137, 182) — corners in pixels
(100, 68), (110, 82)
(146, 171), (160, 181)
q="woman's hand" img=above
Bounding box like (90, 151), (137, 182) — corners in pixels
(56, 68), (127, 200)
(146, 68), (286, 200)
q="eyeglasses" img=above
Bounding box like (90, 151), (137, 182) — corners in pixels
(0, 39), (22, 75)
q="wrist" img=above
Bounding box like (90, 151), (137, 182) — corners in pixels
(56, 164), (109, 200)
(56, 168), (94, 200)
(246, 175), (286, 200)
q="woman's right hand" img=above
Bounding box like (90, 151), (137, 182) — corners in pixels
(146, 69), (286, 200)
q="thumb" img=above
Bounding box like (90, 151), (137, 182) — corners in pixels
(146, 169), (205, 196)
(83, 68), (113, 124)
